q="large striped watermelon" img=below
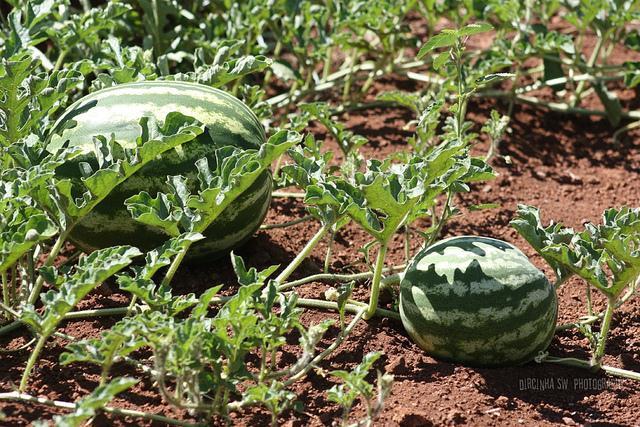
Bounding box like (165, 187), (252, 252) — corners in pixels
(399, 236), (557, 367)
(47, 81), (270, 260)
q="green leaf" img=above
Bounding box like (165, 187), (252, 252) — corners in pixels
(46, 377), (138, 427)
(242, 381), (297, 418)
(3, 0), (61, 60)
(417, 33), (457, 58)
(127, 130), (301, 235)
(468, 203), (500, 211)
(270, 59), (300, 82)
(169, 55), (272, 88)
(0, 52), (83, 148)
(231, 252), (279, 286)
(457, 22), (493, 37)
(474, 73), (515, 88)
(376, 91), (421, 113)
(0, 201), (57, 274)
(624, 61), (640, 88)
(22, 246), (141, 336)
(510, 204), (574, 285)
(299, 103), (367, 154)
(124, 191), (183, 237)
(543, 55), (566, 92)
(328, 352), (382, 410)
(432, 50), (450, 70)
(42, 112), (204, 227)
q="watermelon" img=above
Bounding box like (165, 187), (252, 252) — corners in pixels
(47, 81), (270, 260)
(399, 236), (557, 367)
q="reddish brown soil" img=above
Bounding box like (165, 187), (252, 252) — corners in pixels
(2, 37), (640, 427)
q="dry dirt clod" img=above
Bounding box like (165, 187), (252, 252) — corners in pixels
(495, 395), (509, 407)
(446, 409), (466, 425)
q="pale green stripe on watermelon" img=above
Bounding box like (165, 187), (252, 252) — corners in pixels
(399, 236), (558, 367)
(47, 81), (270, 260)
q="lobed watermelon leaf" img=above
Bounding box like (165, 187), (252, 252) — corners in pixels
(126, 129), (301, 236)
(38, 112), (204, 229)
(21, 245), (141, 336)
(37, 377), (138, 427)
(513, 205), (640, 298)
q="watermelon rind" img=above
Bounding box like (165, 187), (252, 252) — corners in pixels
(399, 235), (558, 367)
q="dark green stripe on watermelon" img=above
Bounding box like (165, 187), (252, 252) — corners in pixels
(399, 236), (558, 367)
(47, 81), (270, 260)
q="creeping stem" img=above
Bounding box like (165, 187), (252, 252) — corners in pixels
(0, 391), (201, 426)
(284, 308), (366, 386)
(541, 355), (640, 381)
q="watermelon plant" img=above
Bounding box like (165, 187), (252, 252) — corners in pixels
(512, 205), (640, 380)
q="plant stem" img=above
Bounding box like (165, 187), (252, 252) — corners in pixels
(262, 40), (283, 87)
(557, 281), (634, 334)
(591, 297), (616, 367)
(613, 120), (640, 143)
(260, 215), (314, 230)
(275, 224), (331, 284)
(0, 391), (201, 426)
(323, 46), (333, 80)
(19, 335), (47, 391)
(342, 48), (359, 102)
(278, 265), (404, 292)
(284, 309), (365, 386)
(53, 50), (68, 72)
(426, 191), (453, 247)
(2, 271), (8, 320)
(540, 355), (640, 381)
(295, 298), (399, 320)
(477, 91), (640, 120)
(572, 33), (604, 108)
(324, 228), (336, 274)
(27, 232), (68, 305)
(403, 226), (411, 263)
(364, 243), (388, 320)
(271, 190), (305, 198)
(160, 245), (190, 288)
(586, 284), (594, 317)
(265, 59), (429, 108)
(64, 306), (131, 320)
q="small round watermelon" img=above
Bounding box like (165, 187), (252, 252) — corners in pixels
(47, 81), (270, 260)
(399, 236), (557, 367)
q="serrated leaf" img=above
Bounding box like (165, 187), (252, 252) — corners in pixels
(44, 112), (204, 227)
(417, 33), (457, 58)
(128, 130), (301, 236)
(510, 204), (574, 285)
(22, 246), (141, 335)
(169, 55), (272, 88)
(0, 202), (57, 273)
(457, 22), (493, 37)
(47, 377), (138, 427)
